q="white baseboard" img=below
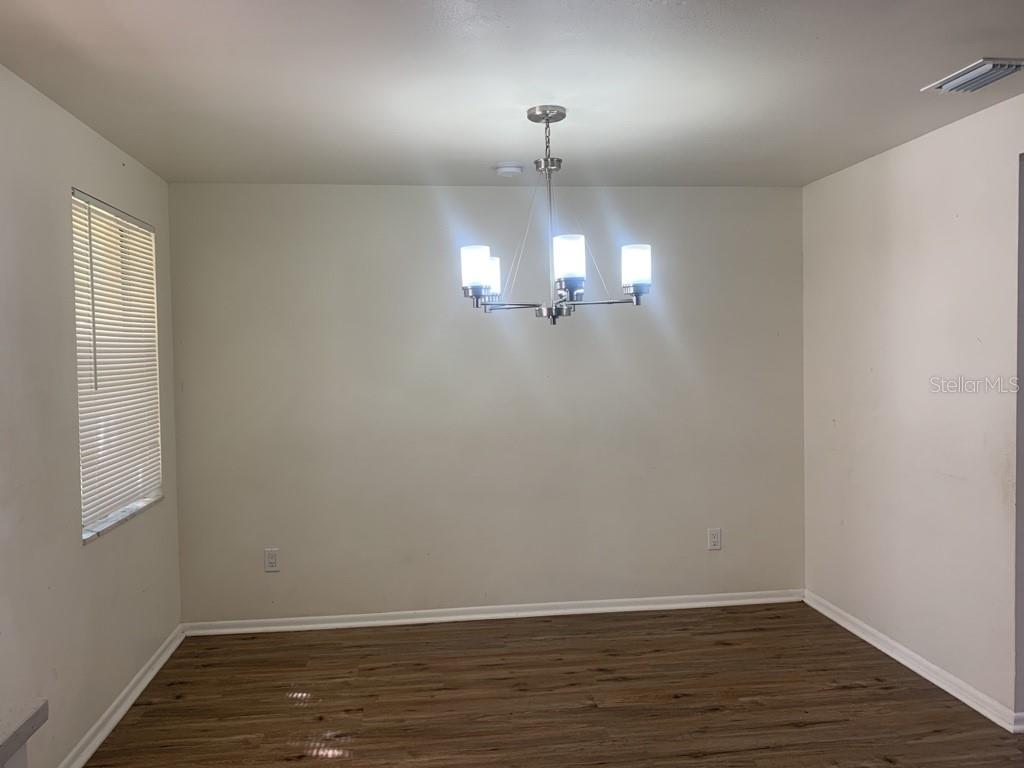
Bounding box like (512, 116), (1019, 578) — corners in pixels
(803, 590), (1023, 734)
(58, 625), (184, 768)
(181, 589), (804, 636)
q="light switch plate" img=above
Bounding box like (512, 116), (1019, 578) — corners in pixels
(264, 547), (280, 572)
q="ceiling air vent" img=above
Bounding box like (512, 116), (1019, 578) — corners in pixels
(921, 58), (1024, 93)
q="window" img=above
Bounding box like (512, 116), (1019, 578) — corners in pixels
(73, 189), (162, 541)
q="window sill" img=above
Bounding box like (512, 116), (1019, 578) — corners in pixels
(82, 495), (163, 544)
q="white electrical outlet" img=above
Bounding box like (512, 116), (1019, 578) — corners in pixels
(707, 528), (722, 551)
(264, 547), (280, 573)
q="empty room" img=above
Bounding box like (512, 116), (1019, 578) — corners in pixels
(3, 1), (1024, 766)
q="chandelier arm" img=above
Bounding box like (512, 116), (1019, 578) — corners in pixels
(505, 173), (542, 298)
(565, 209), (612, 299)
(504, 197), (530, 297)
(483, 302), (543, 312)
(568, 299), (636, 306)
(584, 235), (612, 300)
(587, 238), (611, 298)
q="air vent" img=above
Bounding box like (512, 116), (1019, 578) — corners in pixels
(921, 58), (1024, 93)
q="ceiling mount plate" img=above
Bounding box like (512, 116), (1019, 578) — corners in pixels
(527, 105), (567, 123)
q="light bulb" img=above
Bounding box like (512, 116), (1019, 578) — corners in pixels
(621, 244), (652, 287)
(460, 245), (490, 288)
(553, 234), (586, 280)
(485, 256), (501, 296)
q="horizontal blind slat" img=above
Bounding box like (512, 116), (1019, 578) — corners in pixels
(79, 404), (161, 433)
(81, 463), (162, 500)
(82, 454), (161, 496)
(82, 457), (162, 499)
(80, 423), (161, 452)
(80, 445), (161, 478)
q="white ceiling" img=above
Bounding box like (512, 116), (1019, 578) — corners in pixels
(2, 0), (1023, 186)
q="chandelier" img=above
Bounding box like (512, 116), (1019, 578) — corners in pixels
(459, 105), (652, 325)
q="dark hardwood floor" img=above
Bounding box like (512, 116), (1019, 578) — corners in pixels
(87, 602), (1024, 767)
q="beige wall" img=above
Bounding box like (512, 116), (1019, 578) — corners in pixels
(170, 183), (804, 622)
(0, 65), (180, 766)
(804, 94), (1024, 709)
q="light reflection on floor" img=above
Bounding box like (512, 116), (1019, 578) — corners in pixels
(289, 733), (353, 760)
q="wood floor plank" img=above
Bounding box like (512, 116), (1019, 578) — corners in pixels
(86, 603), (1024, 767)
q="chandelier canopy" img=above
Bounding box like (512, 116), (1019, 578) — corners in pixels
(460, 105), (652, 326)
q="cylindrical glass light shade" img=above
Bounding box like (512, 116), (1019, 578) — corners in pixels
(553, 234), (586, 280)
(460, 245), (490, 287)
(621, 244), (652, 286)
(485, 256), (501, 296)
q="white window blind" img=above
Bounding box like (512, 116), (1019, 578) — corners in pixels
(73, 189), (162, 540)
